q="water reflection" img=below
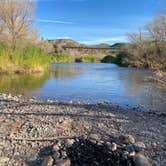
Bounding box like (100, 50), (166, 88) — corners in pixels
(0, 72), (49, 95)
(51, 64), (82, 80)
(0, 63), (165, 111)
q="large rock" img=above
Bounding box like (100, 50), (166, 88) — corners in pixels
(119, 135), (135, 145)
(133, 153), (151, 166)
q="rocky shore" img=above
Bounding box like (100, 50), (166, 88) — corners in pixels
(0, 93), (165, 166)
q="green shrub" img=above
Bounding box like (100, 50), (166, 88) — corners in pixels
(82, 55), (99, 63)
(0, 44), (51, 74)
(51, 53), (74, 63)
(101, 52), (136, 67)
(101, 55), (116, 63)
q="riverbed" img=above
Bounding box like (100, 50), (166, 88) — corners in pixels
(0, 93), (165, 165)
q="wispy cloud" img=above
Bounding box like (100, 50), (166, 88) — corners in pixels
(37, 19), (75, 24)
(80, 36), (127, 45)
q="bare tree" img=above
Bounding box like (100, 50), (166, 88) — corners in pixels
(127, 9), (166, 69)
(127, 29), (150, 66)
(0, 0), (37, 51)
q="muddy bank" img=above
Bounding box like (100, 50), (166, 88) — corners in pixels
(0, 93), (165, 166)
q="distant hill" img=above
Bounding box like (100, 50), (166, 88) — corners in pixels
(48, 39), (86, 47)
(48, 39), (129, 49)
(111, 43), (130, 49)
(89, 43), (111, 48)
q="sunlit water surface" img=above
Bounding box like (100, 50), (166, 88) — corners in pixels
(0, 63), (165, 112)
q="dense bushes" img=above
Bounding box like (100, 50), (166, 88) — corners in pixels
(81, 55), (100, 63)
(51, 53), (74, 63)
(101, 55), (115, 63)
(127, 9), (166, 70)
(0, 44), (51, 74)
(101, 52), (136, 67)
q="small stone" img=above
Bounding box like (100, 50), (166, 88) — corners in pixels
(152, 142), (157, 147)
(66, 139), (75, 146)
(0, 157), (10, 163)
(111, 142), (117, 151)
(89, 134), (100, 144)
(53, 142), (61, 151)
(54, 158), (71, 166)
(119, 135), (135, 145)
(41, 156), (54, 166)
(133, 153), (151, 166)
(128, 151), (136, 157)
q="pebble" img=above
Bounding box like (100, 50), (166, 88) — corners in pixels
(89, 134), (100, 144)
(111, 142), (117, 151)
(66, 139), (75, 146)
(53, 142), (61, 151)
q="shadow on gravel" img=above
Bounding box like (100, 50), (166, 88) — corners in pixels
(0, 111), (113, 121)
(0, 99), (111, 112)
(28, 138), (134, 166)
(27, 145), (54, 166)
(67, 139), (134, 166)
(0, 100), (115, 121)
(1, 99), (166, 118)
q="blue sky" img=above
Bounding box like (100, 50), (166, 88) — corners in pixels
(36, 0), (164, 45)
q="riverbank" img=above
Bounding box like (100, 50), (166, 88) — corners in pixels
(0, 44), (51, 75)
(0, 93), (165, 166)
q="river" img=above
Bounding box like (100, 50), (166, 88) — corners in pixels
(0, 63), (165, 111)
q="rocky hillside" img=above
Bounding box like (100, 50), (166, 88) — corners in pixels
(48, 39), (85, 48)
(48, 39), (127, 58)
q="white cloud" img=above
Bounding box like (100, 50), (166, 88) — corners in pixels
(37, 19), (75, 24)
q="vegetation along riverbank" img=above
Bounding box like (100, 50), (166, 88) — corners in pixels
(0, 0), (166, 75)
(0, 93), (165, 165)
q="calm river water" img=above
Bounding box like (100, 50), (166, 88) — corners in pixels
(0, 63), (165, 111)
